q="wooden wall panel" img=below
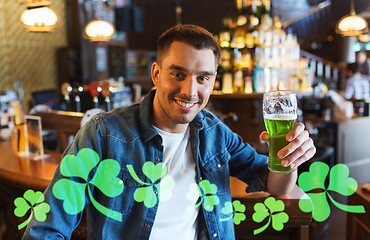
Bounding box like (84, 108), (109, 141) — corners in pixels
(0, 0), (68, 111)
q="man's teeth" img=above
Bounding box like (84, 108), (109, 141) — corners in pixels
(177, 100), (194, 108)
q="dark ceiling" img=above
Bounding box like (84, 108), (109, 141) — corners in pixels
(127, 0), (370, 63)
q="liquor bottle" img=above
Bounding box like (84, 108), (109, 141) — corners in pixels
(10, 100), (28, 155)
(253, 64), (265, 93)
(263, 66), (271, 92)
(214, 65), (223, 91)
(233, 70), (244, 93)
(244, 68), (253, 93)
(222, 71), (234, 94)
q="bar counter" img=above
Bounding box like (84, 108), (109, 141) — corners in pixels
(0, 140), (60, 191)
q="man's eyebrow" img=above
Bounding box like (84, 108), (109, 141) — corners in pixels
(168, 64), (215, 76)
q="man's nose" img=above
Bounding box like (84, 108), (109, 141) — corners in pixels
(181, 76), (197, 97)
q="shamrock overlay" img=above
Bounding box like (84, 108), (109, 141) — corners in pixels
(127, 161), (175, 208)
(252, 197), (289, 235)
(187, 180), (220, 212)
(14, 150), (367, 233)
(298, 162), (365, 222)
(219, 200), (246, 225)
(14, 189), (50, 230)
(52, 148), (124, 221)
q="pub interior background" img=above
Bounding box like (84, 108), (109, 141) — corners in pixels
(0, 0), (369, 239)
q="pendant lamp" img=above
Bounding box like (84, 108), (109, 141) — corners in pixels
(19, 0), (58, 32)
(336, 0), (368, 36)
(82, 0), (116, 42)
(83, 18), (116, 42)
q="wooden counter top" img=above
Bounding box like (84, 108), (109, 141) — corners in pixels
(0, 140), (60, 191)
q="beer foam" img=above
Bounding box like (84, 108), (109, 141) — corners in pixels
(264, 114), (297, 120)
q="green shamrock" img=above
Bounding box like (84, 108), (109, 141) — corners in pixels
(252, 197), (289, 235)
(127, 161), (175, 208)
(187, 180), (220, 212)
(52, 148), (124, 222)
(219, 200), (246, 225)
(14, 189), (50, 230)
(298, 162), (365, 222)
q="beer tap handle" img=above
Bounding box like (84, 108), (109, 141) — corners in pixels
(72, 82), (83, 112)
(100, 80), (111, 112)
(89, 82), (99, 109)
(105, 96), (111, 111)
(75, 95), (81, 112)
(61, 82), (72, 110)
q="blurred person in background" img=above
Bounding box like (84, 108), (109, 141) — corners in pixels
(345, 62), (370, 100)
(356, 50), (369, 77)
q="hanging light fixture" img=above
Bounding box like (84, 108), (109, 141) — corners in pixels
(83, 18), (116, 42)
(82, 0), (116, 42)
(19, 0), (58, 32)
(335, 0), (368, 36)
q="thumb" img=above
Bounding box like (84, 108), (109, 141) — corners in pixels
(259, 131), (268, 142)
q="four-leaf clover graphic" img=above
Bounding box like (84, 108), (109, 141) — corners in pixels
(298, 162), (365, 222)
(14, 189), (50, 230)
(219, 200), (246, 225)
(252, 197), (289, 235)
(127, 161), (175, 208)
(52, 148), (124, 222)
(187, 180), (220, 212)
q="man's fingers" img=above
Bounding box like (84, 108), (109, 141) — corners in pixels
(286, 122), (305, 141)
(280, 138), (316, 167)
(285, 144), (316, 168)
(278, 129), (309, 159)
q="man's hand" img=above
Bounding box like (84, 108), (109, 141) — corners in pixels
(260, 122), (316, 169)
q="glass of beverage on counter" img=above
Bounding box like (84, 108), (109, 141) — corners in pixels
(263, 90), (297, 174)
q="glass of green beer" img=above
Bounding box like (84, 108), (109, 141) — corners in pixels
(263, 90), (297, 174)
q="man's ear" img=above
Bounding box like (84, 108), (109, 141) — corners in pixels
(151, 62), (160, 87)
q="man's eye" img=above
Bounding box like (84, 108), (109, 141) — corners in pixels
(198, 76), (209, 82)
(172, 73), (184, 78)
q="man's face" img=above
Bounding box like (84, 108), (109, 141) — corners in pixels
(151, 41), (217, 133)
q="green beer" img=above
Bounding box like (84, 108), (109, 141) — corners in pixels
(264, 115), (296, 173)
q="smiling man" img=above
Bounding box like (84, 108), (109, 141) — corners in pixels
(23, 25), (315, 240)
(151, 40), (217, 133)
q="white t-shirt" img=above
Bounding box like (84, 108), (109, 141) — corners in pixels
(149, 126), (199, 240)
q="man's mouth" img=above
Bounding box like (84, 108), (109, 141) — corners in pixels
(175, 99), (196, 109)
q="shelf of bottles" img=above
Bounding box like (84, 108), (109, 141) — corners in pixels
(213, 0), (314, 96)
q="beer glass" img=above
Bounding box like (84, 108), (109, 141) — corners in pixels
(263, 90), (297, 174)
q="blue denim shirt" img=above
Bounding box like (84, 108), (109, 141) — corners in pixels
(23, 90), (268, 240)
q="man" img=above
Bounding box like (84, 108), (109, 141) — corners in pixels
(23, 25), (315, 239)
(345, 62), (370, 100)
(356, 50), (369, 77)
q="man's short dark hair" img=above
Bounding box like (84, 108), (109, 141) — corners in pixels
(157, 24), (221, 68)
(347, 62), (360, 74)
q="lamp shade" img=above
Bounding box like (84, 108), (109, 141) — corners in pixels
(83, 18), (116, 42)
(20, 1), (58, 32)
(336, 11), (368, 36)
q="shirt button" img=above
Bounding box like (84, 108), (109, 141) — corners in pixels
(213, 233), (217, 237)
(217, 164), (221, 168)
(153, 190), (158, 195)
(155, 158), (160, 162)
(206, 205), (210, 210)
(144, 224), (151, 229)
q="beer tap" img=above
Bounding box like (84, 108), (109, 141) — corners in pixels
(100, 80), (112, 111)
(61, 82), (72, 110)
(89, 82), (99, 108)
(72, 82), (83, 112)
